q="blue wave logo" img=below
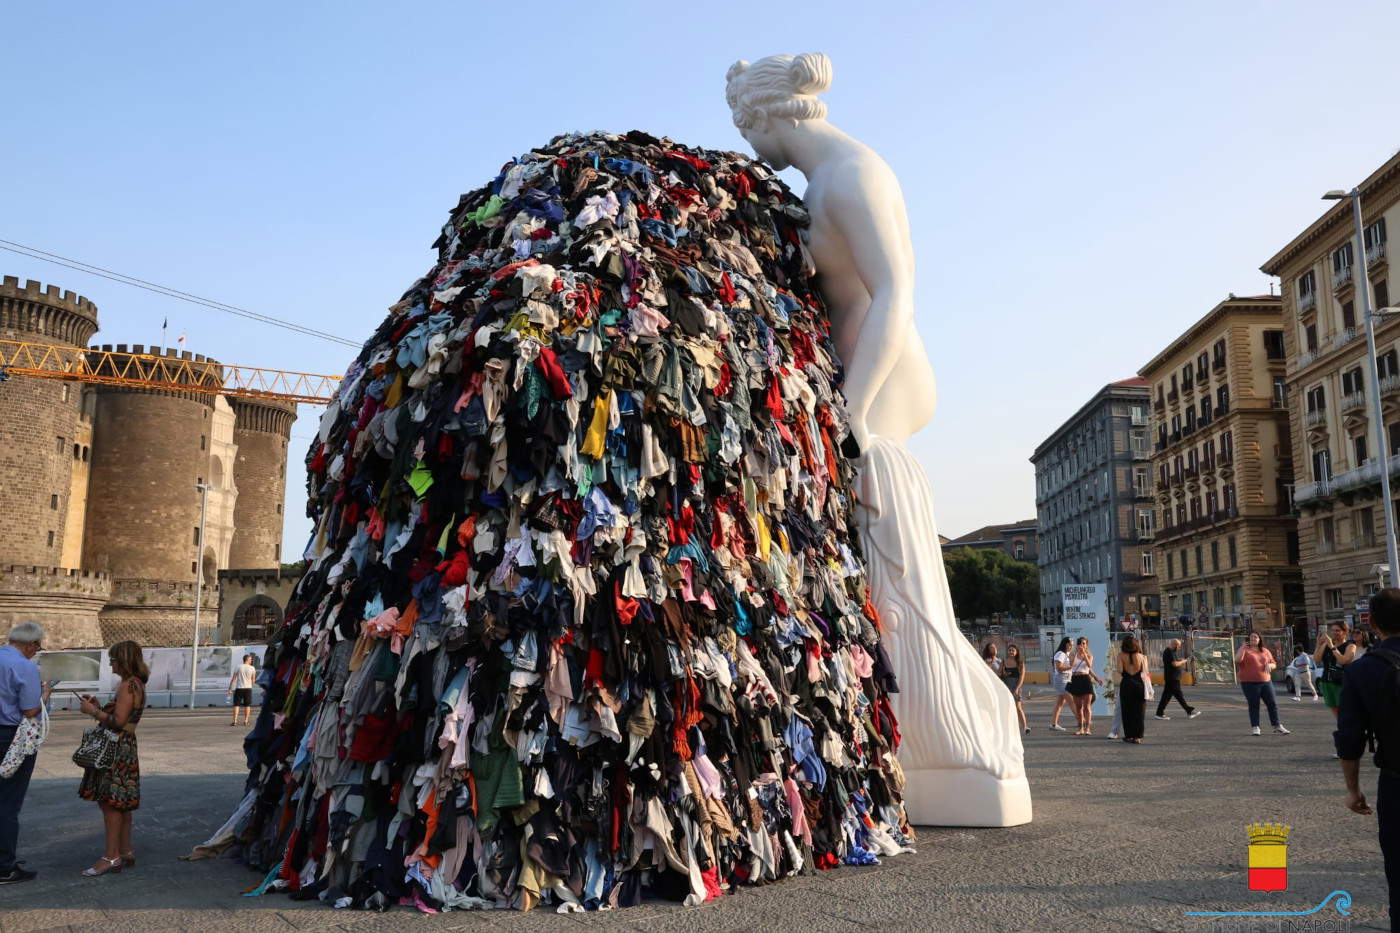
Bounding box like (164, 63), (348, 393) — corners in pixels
(1184, 889), (1352, 917)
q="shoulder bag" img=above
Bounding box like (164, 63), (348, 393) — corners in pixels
(73, 723), (121, 771)
(0, 708), (47, 778)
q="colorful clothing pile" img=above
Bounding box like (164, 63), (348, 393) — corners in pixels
(235, 130), (913, 913)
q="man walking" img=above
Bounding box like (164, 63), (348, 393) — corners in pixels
(1156, 638), (1201, 720)
(1335, 589), (1400, 926)
(0, 622), (49, 885)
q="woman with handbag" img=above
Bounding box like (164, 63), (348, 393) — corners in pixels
(1313, 621), (1358, 720)
(75, 641), (148, 877)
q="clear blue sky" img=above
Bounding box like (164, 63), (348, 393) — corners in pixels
(5, 1), (1400, 555)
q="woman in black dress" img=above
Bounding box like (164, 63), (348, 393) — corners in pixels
(1117, 635), (1148, 744)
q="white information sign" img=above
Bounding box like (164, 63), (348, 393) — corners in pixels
(1062, 583), (1111, 717)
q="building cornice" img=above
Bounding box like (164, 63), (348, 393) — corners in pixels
(1031, 381), (1151, 462)
(1260, 152), (1400, 276)
(1139, 297), (1282, 378)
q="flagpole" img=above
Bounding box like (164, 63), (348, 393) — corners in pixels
(161, 318), (167, 348)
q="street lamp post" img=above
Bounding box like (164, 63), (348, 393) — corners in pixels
(1323, 188), (1400, 590)
(189, 481), (210, 711)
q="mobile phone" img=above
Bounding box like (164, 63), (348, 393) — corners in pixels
(45, 679), (60, 688)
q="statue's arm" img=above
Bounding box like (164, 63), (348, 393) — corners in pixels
(826, 173), (914, 448)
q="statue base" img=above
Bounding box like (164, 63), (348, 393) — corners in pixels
(901, 767), (1033, 828)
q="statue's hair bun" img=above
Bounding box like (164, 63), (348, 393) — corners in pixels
(789, 53), (833, 96)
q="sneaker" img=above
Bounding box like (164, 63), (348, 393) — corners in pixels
(1106, 732), (1119, 740)
(1291, 695), (1302, 702)
(0, 866), (36, 885)
(1251, 726), (1261, 736)
(1313, 696), (1321, 702)
(1050, 723), (1067, 732)
(1188, 710), (1202, 719)
(1024, 727), (1030, 735)
(1154, 714), (1171, 720)
(1274, 726), (1291, 735)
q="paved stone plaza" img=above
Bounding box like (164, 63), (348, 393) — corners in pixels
(1, 686), (1389, 932)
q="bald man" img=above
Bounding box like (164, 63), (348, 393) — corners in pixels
(1156, 638), (1201, 720)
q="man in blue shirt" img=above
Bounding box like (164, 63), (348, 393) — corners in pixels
(0, 622), (48, 885)
(1335, 590), (1400, 926)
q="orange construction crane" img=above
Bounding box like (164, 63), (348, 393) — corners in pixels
(0, 338), (341, 404)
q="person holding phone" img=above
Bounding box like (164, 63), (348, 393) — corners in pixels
(1049, 637), (1073, 732)
(226, 654), (258, 727)
(1236, 631), (1289, 737)
(1066, 637), (1104, 735)
(0, 622), (50, 885)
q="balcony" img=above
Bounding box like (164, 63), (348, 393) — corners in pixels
(1136, 527), (1155, 542)
(1220, 448), (1234, 465)
(1333, 459), (1382, 492)
(1131, 410), (1149, 426)
(1304, 408), (1327, 428)
(1334, 265), (1354, 290)
(1332, 327), (1359, 352)
(1368, 242), (1387, 267)
(1212, 355), (1227, 373)
(1133, 484), (1151, 499)
(1184, 465), (1199, 480)
(1154, 397), (1165, 412)
(1216, 400), (1229, 416)
(1299, 291), (1318, 313)
(1167, 389), (1179, 404)
(1295, 458), (1400, 506)
(1132, 444), (1152, 460)
(1212, 506), (1240, 523)
(1382, 373), (1400, 396)
(1341, 391), (1367, 414)
(1297, 346), (1322, 369)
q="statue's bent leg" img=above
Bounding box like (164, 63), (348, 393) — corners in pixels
(857, 437), (1032, 828)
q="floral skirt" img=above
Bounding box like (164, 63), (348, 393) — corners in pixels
(77, 731), (140, 811)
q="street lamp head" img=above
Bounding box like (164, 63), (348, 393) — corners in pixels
(1322, 189), (1350, 201)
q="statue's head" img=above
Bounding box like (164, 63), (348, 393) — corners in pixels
(725, 52), (832, 169)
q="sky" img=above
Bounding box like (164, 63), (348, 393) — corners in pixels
(5, 0), (1400, 555)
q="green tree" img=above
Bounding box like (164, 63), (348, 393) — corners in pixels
(943, 548), (1039, 622)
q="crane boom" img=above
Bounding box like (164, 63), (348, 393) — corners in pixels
(0, 338), (341, 404)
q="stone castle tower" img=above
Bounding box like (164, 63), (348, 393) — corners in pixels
(0, 275), (295, 647)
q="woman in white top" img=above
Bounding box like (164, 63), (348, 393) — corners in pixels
(1049, 637), (1073, 732)
(1066, 637), (1104, 735)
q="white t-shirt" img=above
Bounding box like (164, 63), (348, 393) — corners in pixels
(1052, 651), (1070, 683)
(233, 663), (256, 690)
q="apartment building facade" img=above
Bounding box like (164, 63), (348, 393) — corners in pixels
(1262, 151), (1400, 624)
(1032, 379), (1159, 626)
(1140, 296), (1302, 630)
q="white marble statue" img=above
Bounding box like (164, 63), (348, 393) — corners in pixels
(726, 53), (1032, 827)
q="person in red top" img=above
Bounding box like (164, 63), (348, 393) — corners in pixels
(1235, 632), (1291, 737)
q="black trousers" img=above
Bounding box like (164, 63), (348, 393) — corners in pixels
(1155, 681), (1194, 717)
(1380, 770), (1399, 927)
(0, 724), (37, 873)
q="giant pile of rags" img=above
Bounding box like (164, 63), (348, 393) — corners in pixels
(223, 130), (915, 913)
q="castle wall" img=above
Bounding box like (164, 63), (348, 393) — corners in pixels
(0, 277), (99, 568)
(228, 398), (295, 568)
(98, 577), (220, 647)
(0, 564), (111, 649)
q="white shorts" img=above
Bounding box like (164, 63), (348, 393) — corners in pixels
(1053, 678), (1069, 695)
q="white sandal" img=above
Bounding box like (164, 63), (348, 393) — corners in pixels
(81, 855), (123, 877)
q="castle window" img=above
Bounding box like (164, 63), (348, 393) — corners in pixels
(82, 446), (89, 462)
(55, 436), (64, 453)
(50, 494), (58, 510)
(61, 384), (70, 402)
(200, 436), (207, 451)
(276, 503), (282, 515)
(46, 531), (54, 547)
(191, 561), (197, 575)
(193, 526), (201, 545)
